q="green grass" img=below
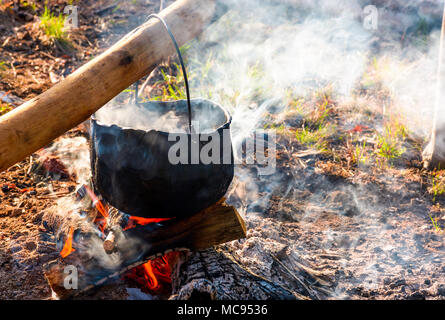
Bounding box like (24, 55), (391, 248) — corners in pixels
(0, 61), (8, 80)
(39, 6), (67, 41)
(151, 66), (186, 101)
(375, 122), (407, 163)
(285, 90), (305, 113)
(429, 170), (445, 202)
(429, 215), (442, 232)
(264, 123), (287, 135)
(0, 102), (12, 117)
(22, 1), (37, 11)
(351, 141), (369, 165)
(295, 124), (334, 152)
(375, 134), (404, 160)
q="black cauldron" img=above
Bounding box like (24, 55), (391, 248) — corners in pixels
(90, 98), (234, 218)
(90, 15), (234, 218)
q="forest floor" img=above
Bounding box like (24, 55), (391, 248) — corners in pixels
(1, 0), (445, 300)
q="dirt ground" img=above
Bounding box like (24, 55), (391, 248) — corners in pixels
(224, 124), (445, 300)
(1, 0), (445, 300)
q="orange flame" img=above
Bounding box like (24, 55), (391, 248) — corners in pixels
(143, 261), (159, 290)
(82, 185), (108, 233)
(60, 226), (76, 258)
(84, 185), (108, 218)
(123, 216), (172, 231)
(68, 183), (178, 293)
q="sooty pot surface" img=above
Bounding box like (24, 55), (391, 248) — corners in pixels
(90, 98), (234, 218)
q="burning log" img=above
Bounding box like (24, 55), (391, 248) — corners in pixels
(0, 0), (227, 173)
(119, 201), (246, 252)
(43, 200), (247, 299)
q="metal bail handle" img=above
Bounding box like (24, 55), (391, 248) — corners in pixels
(135, 13), (193, 133)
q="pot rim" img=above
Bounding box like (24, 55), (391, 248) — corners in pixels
(91, 97), (232, 135)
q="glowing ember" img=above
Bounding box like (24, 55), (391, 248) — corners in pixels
(123, 251), (179, 294)
(143, 261), (158, 290)
(60, 226), (76, 258)
(122, 215), (176, 294)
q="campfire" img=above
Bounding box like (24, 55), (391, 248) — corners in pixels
(38, 10), (251, 298)
(43, 177), (245, 299)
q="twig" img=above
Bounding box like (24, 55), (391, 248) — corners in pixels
(271, 254), (320, 300)
(93, 3), (118, 16)
(37, 191), (71, 199)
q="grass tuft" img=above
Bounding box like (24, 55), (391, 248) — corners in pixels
(429, 170), (445, 202)
(351, 141), (369, 166)
(375, 121), (407, 164)
(39, 6), (67, 41)
(0, 61), (8, 78)
(0, 102), (12, 117)
(295, 124), (334, 152)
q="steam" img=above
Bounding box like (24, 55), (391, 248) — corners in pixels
(95, 99), (227, 133)
(95, 102), (189, 133)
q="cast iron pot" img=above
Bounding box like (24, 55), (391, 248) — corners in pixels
(90, 98), (234, 218)
(90, 15), (234, 218)
(90, 15), (235, 218)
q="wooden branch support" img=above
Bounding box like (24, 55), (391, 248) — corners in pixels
(43, 201), (246, 299)
(423, 1), (445, 169)
(0, 0), (227, 173)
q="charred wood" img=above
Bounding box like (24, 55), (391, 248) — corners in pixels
(169, 248), (301, 300)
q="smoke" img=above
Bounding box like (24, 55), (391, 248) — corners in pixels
(44, 136), (91, 185)
(187, 1), (372, 107)
(377, 38), (439, 138)
(179, 0), (445, 298)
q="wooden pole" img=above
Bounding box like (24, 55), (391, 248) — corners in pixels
(423, 0), (445, 169)
(0, 0), (221, 172)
